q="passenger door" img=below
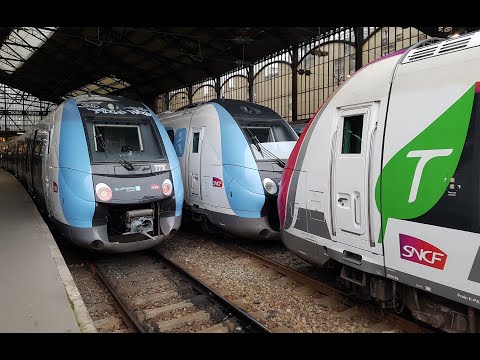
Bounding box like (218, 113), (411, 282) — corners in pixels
(332, 104), (377, 251)
(15, 143), (19, 176)
(30, 130), (38, 191)
(45, 126), (54, 215)
(35, 132), (48, 201)
(188, 127), (204, 203)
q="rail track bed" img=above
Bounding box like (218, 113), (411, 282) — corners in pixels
(61, 242), (269, 333)
(229, 238), (336, 285)
(57, 216), (434, 333)
(225, 240), (434, 333)
(157, 224), (434, 333)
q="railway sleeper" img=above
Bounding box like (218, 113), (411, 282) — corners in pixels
(198, 320), (237, 333)
(135, 300), (194, 322)
(94, 316), (125, 332)
(156, 310), (211, 332)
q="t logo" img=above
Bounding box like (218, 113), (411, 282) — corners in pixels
(406, 149), (453, 203)
(374, 82), (476, 244)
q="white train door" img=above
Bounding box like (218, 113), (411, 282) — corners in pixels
(332, 103), (377, 251)
(188, 127), (204, 203)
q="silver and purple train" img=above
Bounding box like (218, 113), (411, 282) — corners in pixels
(278, 32), (480, 332)
(0, 95), (184, 252)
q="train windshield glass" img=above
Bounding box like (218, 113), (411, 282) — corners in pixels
(241, 120), (298, 143)
(240, 119), (298, 160)
(84, 118), (166, 163)
(94, 125), (142, 153)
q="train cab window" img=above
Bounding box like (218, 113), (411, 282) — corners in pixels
(167, 129), (175, 144)
(84, 117), (165, 163)
(246, 127), (272, 143)
(192, 132), (200, 153)
(341, 115), (363, 154)
(94, 125), (142, 153)
(240, 120), (297, 145)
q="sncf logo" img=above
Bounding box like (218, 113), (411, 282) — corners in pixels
(212, 177), (223, 187)
(150, 184), (161, 190)
(399, 234), (447, 270)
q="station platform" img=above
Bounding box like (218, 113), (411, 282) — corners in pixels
(0, 168), (94, 332)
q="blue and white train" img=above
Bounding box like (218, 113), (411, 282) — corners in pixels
(158, 99), (298, 240)
(0, 95), (183, 252)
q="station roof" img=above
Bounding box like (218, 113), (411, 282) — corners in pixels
(0, 26), (476, 105)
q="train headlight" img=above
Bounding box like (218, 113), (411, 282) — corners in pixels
(162, 179), (173, 196)
(95, 183), (112, 202)
(262, 178), (277, 195)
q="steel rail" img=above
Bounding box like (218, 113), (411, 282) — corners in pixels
(88, 261), (146, 333)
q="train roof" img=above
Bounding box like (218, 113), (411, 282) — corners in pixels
(159, 99), (286, 123)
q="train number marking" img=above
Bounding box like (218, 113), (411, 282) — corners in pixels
(154, 164), (166, 172)
(386, 273), (399, 281)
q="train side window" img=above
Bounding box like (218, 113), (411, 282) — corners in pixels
(35, 140), (41, 156)
(167, 129), (174, 144)
(48, 128), (52, 155)
(341, 115), (363, 154)
(192, 132), (200, 153)
(25, 140), (30, 171)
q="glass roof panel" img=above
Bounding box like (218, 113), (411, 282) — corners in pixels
(0, 27), (57, 74)
(64, 75), (130, 99)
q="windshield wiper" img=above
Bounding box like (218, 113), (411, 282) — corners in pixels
(245, 127), (263, 155)
(258, 142), (286, 168)
(93, 123), (135, 171)
(244, 127), (285, 168)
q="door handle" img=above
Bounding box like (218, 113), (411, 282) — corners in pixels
(329, 128), (338, 237)
(353, 195), (360, 225)
(338, 197), (347, 203)
(368, 122), (377, 247)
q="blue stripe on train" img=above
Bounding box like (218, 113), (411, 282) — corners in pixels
(58, 99), (95, 228)
(211, 103), (264, 218)
(149, 108), (184, 217)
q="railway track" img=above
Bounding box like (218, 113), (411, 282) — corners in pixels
(222, 241), (435, 333)
(60, 215), (434, 333)
(72, 252), (270, 333)
(155, 223), (435, 333)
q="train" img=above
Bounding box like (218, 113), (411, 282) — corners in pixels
(158, 99), (298, 240)
(0, 95), (184, 253)
(278, 31), (480, 332)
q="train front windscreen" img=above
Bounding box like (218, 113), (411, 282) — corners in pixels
(84, 118), (166, 163)
(78, 98), (167, 164)
(240, 119), (298, 161)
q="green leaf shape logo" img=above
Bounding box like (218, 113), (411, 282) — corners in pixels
(375, 83), (476, 243)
